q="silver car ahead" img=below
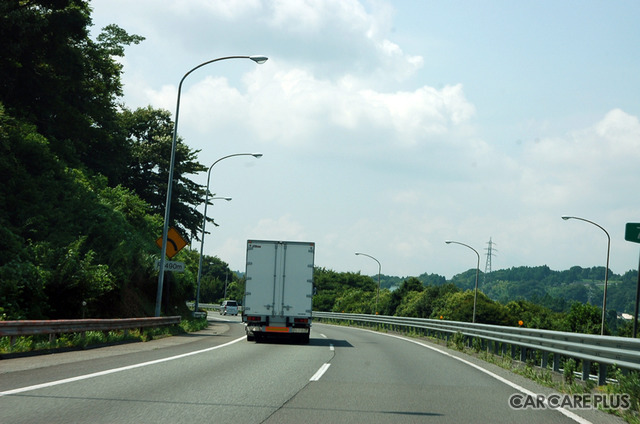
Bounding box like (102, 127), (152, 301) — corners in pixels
(220, 300), (238, 316)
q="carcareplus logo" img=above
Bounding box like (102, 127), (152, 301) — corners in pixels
(508, 393), (631, 410)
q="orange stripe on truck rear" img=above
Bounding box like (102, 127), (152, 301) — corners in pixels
(265, 326), (289, 333)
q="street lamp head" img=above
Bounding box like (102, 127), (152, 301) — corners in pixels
(445, 240), (452, 244)
(252, 153), (263, 158)
(561, 215), (572, 221)
(249, 55), (268, 64)
(222, 197), (232, 201)
(355, 252), (361, 256)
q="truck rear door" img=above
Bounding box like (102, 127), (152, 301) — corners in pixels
(281, 242), (314, 317)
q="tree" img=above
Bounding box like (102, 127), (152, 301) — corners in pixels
(505, 300), (561, 330)
(417, 272), (447, 286)
(119, 106), (208, 240)
(0, 1), (144, 183)
(0, 2), (216, 319)
(560, 302), (604, 335)
(192, 254), (236, 303)
(313, 268), (376, 312)
(333, 289), (376, 314)
(387, 277), (424, 316)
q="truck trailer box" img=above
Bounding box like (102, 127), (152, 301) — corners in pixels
(242, 240), (314, 343)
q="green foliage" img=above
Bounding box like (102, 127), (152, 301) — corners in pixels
(604, 369), (640, 421)
(472, 337), (483, 353)
(416, 272), (447, 286)
(0, 1), (211, 319)
(563, 358), (577, 384)
(333, 289), (376, 314)
(179, 316), (209, 333)
(0, 320), (206, 355)
(435, 290), (477, 322)
(395, 291), (427, 317)
(118, 106), (207, 238)
(505, 300), (561, 329)
(37, 237), (116, 319)
(560, 302), (604, 335)
(188, 253), (239, 303)
(0, 1), (144, 183)
(451, 331), (465, 350)
(387, 277), (424, 316)
(313, 268), (376, 312)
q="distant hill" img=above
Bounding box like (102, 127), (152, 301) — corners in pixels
(369, 266), (638, 314)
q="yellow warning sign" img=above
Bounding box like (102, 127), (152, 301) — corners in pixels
(156, 227), (188, 259)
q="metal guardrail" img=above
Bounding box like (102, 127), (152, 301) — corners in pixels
(313, 312), (640, 385)
(0, 316), (182, 350)
(187, 302), (244, 313)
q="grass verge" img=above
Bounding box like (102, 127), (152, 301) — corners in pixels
(0, 316), (209, 356)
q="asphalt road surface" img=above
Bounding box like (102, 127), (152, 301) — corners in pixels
(0, 315), (627, 423)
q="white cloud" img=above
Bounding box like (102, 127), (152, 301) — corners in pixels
(89, 0), (640, 278)
(517, 108), (640, 210)
(249, 214), (308, 241)
(163, 61), (476, 153)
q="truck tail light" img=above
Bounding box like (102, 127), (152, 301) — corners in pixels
(247, 316), (261, 322)
(294, 318), (308, 324)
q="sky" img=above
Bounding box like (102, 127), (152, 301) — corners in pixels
(89, 0), (640, 279)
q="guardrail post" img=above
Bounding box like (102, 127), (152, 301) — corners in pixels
(520, 346), (527, 362)
(511, 344), (516, 359)
(541, 351), (548, 369)
(553, 353), (560, 372)
(598, 363), (607, 385)
(581, 360), (591, 382)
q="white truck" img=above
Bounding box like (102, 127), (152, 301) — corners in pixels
(242, 240), (315, 343)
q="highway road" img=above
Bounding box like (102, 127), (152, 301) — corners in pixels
(0, 315), (626, 423)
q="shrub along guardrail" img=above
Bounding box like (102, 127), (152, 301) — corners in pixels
(0, 316), (181, 351)
(313, 311), (640, 385)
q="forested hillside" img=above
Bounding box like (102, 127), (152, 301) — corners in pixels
(0, 0), (236, 320)
(316, 266), (637, 336)
(370, 265), (637, 314)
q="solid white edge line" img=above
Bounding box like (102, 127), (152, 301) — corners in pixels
(0, 335), (246, 397)
(310, 363), (331, 381)
(339, 326), (593, 424)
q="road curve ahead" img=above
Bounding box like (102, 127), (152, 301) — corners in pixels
(0, 317), (625, 424)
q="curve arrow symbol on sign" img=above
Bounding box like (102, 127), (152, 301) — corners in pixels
(155, 227), (188, 258)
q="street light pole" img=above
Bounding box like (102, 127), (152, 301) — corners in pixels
(562, 215), (611, 336)
(155, 55), (268, 317)
(194, 153), (262, 314)
(445, 240), (480, 323)
(192, 196), (230, 312)
(355, 252), (381, 314)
